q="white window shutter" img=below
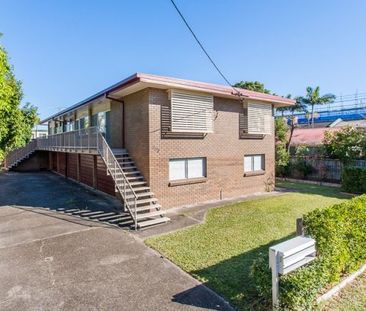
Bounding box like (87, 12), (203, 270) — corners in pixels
(170, 90), (214, 133)
(247, 102), (272, 135)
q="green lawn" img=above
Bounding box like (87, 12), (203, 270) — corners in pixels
(146, 182), (351, 310)
(322, 272), (366, 311)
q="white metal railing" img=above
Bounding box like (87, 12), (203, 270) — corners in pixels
(37, 127), (99, 152)
(97, 134), (138, 228)
(5, 127), (138, 227)
(4, 139), (37, 168)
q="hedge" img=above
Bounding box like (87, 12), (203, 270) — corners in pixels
(251, 195), (366, 310)
(341, 166), (366, 194)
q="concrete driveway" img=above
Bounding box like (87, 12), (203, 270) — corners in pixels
(0, 172), (232, 311)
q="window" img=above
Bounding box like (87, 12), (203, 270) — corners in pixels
(244, 155), (265, 173)
(77, 116), (89, 130)
(169, 157), (206, 181)
(242, 102), (273, 135)
(170, 90), (214, 133)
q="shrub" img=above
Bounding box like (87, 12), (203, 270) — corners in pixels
(323, 126), (366, 164)
(250, 195), (366, 310)
(293, 159), (313, 179)
(341, 166), (366, 194)
(276, 143), (290, 177)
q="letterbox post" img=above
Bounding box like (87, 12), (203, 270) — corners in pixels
(269, 247), (280, 308)
(269, 236), (316, 310)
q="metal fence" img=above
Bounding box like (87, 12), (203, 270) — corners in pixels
(284, 157), (366, 183)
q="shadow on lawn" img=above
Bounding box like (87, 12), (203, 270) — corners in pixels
(181, 234), (295, 311)
(276, 181), (351, 200)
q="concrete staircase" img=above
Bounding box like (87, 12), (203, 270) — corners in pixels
(111, 149), (170, 229)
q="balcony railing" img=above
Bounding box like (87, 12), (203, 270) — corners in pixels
(37, 127), (99, 153)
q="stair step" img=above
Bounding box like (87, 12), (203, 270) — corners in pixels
(109, 166), (137, 171)
(136, 217), (170, 229)
(127, 176), (144, 181)
(129, 181), (147, 186)
(135, 205), (160, 212)
(132, 186), (150, 192)
(117, 161), (134, 166)
(112, 148), (127, 155)
(136, 210), (166, 220)
(124, 171), (141, 175)
(115, 155), (131, 160)
(121, 166), (137, 170)
(125, 192), (154, 199)
(136, 198), (158, 205)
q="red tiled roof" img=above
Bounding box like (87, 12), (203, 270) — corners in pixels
(291, 127), (339, 146)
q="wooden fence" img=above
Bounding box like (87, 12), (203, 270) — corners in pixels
(284, 157), (366, 183)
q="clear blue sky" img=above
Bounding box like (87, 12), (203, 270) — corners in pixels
(1, 0), (366, 119)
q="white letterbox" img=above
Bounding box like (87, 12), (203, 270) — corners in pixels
(269, 236), (316, 308)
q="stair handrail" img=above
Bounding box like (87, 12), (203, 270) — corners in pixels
(96, 132), (138, 228)
(4, 139), (37, 169)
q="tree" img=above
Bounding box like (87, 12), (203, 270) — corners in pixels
(275, 118), (289, 176)
(285, 97), (307, 152)
(323, 126), (366, 164)
(300, 87), (335, 127)
(0, 38), (39, 162)
(233, 81), (271, 94)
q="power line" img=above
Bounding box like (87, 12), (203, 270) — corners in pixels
(169, 0), (245, 98)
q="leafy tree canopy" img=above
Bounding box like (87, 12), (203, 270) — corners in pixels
(0, 39), (39, 162)
(233, 81), (271, 94)
(323, 126), (366, 163)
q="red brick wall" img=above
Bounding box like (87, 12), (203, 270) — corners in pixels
(147, 88), (275, 209)
(124, 89), (150, 181)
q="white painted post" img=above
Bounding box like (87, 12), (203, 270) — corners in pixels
(269, 248), (279, 308)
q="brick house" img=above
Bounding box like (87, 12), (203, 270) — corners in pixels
(5, 73), (294, 228)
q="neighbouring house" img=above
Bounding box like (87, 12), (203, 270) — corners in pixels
(290, 127), (339, 147)
(31, 125), (48, 139)
(4, 73), (294, 228)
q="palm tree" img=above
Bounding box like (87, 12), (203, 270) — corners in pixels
(300, 87), (336, 127)
(286, 97), (307, 152)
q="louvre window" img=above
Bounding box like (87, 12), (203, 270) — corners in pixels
(169, 157), (206, 181)
(244, 154), (265, 172)
(170, 90), (214, 133)
(242, 102), (273, 135)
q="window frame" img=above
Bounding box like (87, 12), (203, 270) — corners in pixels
(243, 154), (265, 175)
(169, 157), (207, 182)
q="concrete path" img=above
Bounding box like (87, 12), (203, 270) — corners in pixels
(0, 172), (232, 311)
